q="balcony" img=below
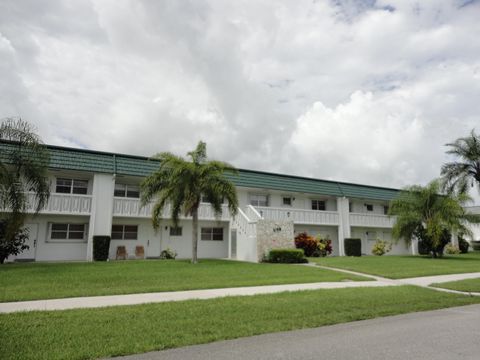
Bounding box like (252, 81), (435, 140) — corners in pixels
(349, 213), (395, 228)
(254, 206), (339, 226)
(24, 192), (92, 215)
(113, 198), (231, 221)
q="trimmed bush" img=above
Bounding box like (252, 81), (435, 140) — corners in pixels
(160, 248), (177, 260)
(294, 232), (318, 257)
(266, 249), (308, 263)
(444, 243), (460, 255)
(418, 240), (430, 255)
(93, 236), (111, 261)
(458, 237), (470, 253)
(344, 238), (361, 257)
(371, 239), (392, 256)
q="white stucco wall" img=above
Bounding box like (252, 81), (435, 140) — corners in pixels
(351, 227), (410, 255)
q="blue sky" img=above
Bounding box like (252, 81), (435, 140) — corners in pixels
(0, 0), (479, 203)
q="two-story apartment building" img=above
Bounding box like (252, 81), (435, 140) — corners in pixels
(2, 141), (416, 263)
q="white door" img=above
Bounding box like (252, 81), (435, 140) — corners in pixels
(147, 233), (161, 258)
(15, 223), (38, 261)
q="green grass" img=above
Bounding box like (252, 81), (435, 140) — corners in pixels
(0, 259), (366, 302)
(433, 278), (480, 292)
(309, 252), (480, 279)
(1, 286), (479, 360)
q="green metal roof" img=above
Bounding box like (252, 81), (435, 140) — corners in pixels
(0, 140), (399, 201)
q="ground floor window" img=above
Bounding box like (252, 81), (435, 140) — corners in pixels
(201, 227), (224, 241)
(50, 223), (87, 240)
(169, 226), (182, 236)
(111, 225), (138, 240)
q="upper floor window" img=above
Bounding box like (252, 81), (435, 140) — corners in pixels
(349, 202), (353, 213)
(282, 196), (292, 206)
(201, 195), (225, 204)
(111, 225), (138, 240)
(384, 205), (389, 215)
(311, 199), (326, 211)
(114, 184), (140, 198)
(50, 223), (86, 240)
(250, 194), (268, 207)
(56, 178), (88, 195)
(365, 204), (374, 212)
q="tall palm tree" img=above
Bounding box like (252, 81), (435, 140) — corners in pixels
(0, 118), (50, 263)
(141, 141), (239, 264)
(441, 129), (480, 194)
(389, 180), (480, 258)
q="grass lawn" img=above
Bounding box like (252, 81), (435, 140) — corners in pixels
(433, 278), (480, 292)
(0, 259), (367, 302)
(310, 252), (480, 279)
(1, 286), (479, 360)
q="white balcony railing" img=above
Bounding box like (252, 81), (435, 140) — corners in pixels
(24, 192), (92, 215)
(349, 213), (395, 228)
(254, 206), (339, 225)
(113, 198), (231, 221)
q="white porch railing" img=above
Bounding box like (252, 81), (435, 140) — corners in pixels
(254, 206), (339, 225)
(245, 205), (262, 221)
(113, 198), (231, 221)
(25, 192), (92, 215)
(349, 213), (396, 228)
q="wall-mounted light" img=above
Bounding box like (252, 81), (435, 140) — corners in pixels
(287, 211), (290, 217)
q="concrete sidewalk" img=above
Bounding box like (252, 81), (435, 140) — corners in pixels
(2, 269), (480, 314)
(0, 280), (395, 313)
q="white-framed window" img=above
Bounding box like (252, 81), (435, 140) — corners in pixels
(56, 178), (88, 195)
(201, 227), (224, 241)
(169, 226), (182, 236)
(50, 223), (87, 241)
(311, 199), (326, 211)
(383, 205), (389, 215)
(282, 196), (292, 206)
(114, 184), (140, 198)
(249, 194), (268, 207)
(111, 225), (138, 240)
(365, 204), (374, 212)
(349, 202), (353, 213)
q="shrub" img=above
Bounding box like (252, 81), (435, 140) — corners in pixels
(266, 248), (308, 263)
(0, 221), (29, 264)
(418, 240), (430, 255)
(458, 236), (470, 253)
(344, 238), (361, 256)
(371, 239), (392, 256)
(160, 248), (177, 259)
(294, 232), (318, 257)
(313, 235), (333, 257)
(444, 243), (460, 255)
(93, 236), (111, 261)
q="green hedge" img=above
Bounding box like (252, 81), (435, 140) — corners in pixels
(266, 249), (308, 263)
(472, 241), (480, 251)
(344, 238), (362, 256)
(93, 236), (111, 261)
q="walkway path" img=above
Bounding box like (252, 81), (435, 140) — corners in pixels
(2, 268), (480, 314)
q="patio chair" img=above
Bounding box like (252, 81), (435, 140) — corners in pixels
(116, 246), (127, 260)
(135, 245), (145, 259)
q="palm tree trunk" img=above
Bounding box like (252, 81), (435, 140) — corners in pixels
(192, 207), (198, 264)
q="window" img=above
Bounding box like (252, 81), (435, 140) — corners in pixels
(250, 194), (268, 207)
(111, 225), (138, 240)
(311, 199), (326, 211)
(114, 184), (140, 198)
(349, 202), (353, 213)
(50, 223), (86, 240)
(170, 226), (182, 236)
(56, 178), (88, 194)
(201, 227), (224, 241)
(200, 195), (224, 204)
(383, 205), (389, 215)
(365, 204), (374, 212)
(282, 196), (292, 206)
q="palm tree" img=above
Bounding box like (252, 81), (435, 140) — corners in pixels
(0, 118), (50, 263)
(441, 129), (480, 194)
(389, 180), (480, 258)
(141, 141), (239, 264)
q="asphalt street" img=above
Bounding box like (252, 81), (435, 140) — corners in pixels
(116, 304), (480, 360)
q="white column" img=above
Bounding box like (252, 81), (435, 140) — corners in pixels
(337, 197), (351, 256)
(411, 237), (418, 255)
(87, 173), (115, 261)
(227, 220), (232, 259)
(450, 230), (458, 247)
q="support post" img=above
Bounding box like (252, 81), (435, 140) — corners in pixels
(337, 197), (351, 256)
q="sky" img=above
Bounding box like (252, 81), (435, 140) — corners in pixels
(1, 0), (479, 202)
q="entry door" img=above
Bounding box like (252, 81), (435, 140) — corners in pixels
(15, 223), (38, 261)
(231, 230), (237, 259)
(147, 233), (161, 258)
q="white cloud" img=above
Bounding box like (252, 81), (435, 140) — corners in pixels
(0, 0), (480, 202)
